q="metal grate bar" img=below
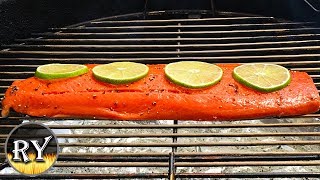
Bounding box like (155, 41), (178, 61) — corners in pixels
(24, 161), (320, 167)
(32, 27), (320, 37)
(1, 173), (320, 179)
(3, 40), (320, 51)
(4, 141), (319, 147)
(0, 61), (319, 69)
(5, 39), (320, 48)
(1, 54), (320, 63)
(3, 151), (320, 157)
(2, 132), (320, 138)
(0, 64), (39, 68)
(1, 46), (319, 56)
(50, 152), (320, 156)
(176, 161), (320, 167)
(53, 161), (320, 167)
(0, 59), (319, 68)
(0, 173), (169, 179)
(1, 122), (320, 128)
(15, 34), (320, 44)
(291, 67), (320, 72)
(88, 16), (275, 24)
(1, 113), (319, 120)
(46, 154), (320, 163)
(169, 152), (175, 180)
(51, 22), (316, 31)
(176, 173), (320, 178)
(55, 162), (168, 167)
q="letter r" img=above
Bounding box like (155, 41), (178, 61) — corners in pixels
(12, 140), (30, 163)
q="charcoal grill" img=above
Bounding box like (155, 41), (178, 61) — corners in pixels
(0, 8), (320, 179)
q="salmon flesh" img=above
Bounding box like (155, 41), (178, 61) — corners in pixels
(1, 64), (319, 120)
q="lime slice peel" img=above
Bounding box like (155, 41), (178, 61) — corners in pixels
(35, 64), (89, 79)
(233, 63), (291, 92)
(165, 61), (223, 89)
(92, 62), (149, 84)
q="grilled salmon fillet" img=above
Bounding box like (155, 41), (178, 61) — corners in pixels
(1, 64), (319, 120)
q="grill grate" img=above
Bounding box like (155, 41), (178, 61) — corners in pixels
(0, 10), (319, 179)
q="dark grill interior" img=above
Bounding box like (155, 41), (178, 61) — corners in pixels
(0, 10), (320, 179)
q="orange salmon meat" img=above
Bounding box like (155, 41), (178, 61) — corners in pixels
(1, 64), (319, 120)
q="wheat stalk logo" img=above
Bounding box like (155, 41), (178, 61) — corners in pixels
(7, 153), (57, 175)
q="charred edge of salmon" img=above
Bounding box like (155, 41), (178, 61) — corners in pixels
(1, 98), (10, 118)
(1, 85), (19, 118)
(1, 109), (9, 118)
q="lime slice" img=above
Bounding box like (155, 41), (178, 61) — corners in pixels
(165, 61), (223, 88)
(92, 62), (149, 84)
(233, 63), (291, 92)
(35, 64), (89, 79)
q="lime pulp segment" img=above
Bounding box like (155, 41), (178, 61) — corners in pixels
(164, 61), (223, 88)
(92, 62), (149, 84)
(35, 64), (89, 79)
(233, 63), (291, 92)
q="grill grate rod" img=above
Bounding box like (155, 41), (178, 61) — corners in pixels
(1, 60), (319, 68)
(52, 155), (318, 162)
(48, 161), (320, 167)
(1, 54), (320, 63)
(2, 132), (320, 138)
(51, 22), (316, 31)
(1, 173), (319, 179)
(1, 173), (320, 179)
(3, 152), (320, 157)
(2, 152), (320, 159)
(0, 113), (319, 121)
(33, 27), (320, 37)
(2, 46), (320, 56)
(7, 152), (320, 162)
(0, 121), (320, 129)
(15, 34), (320, 44)
(169, 152), (175, 180)
(62, 155), (320, 162)
(3, 40), (320, 50)
(89, 16), (275, 24)
(176, 173), (320, 178)
(12, 156), (318, 163)
(1, 122), (320, 128)
(291, 67), (320, 72)
(3, 141), (319, 147)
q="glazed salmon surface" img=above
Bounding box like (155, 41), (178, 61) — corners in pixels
(1, 64), (319, 120)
